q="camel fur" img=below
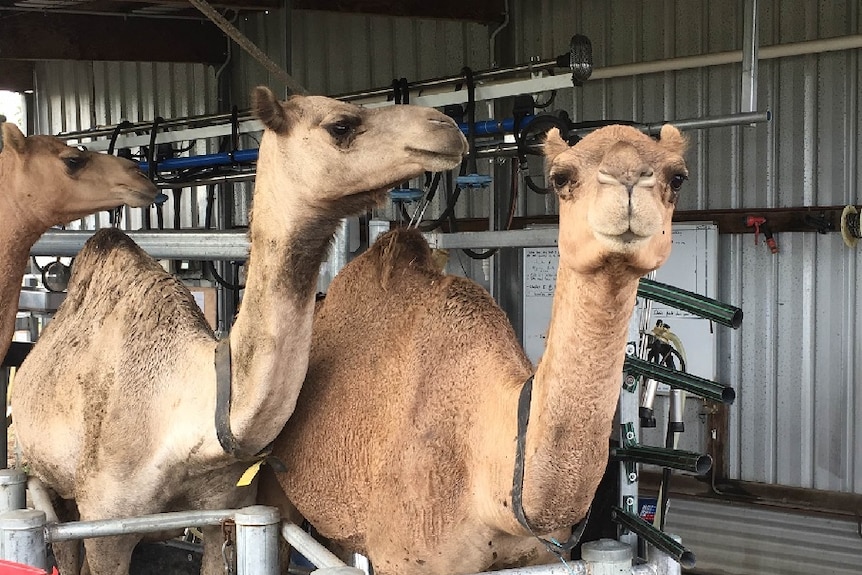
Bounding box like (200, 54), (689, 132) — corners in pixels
(263, 124), (689, 575)
(0, 119), (157, 361)
(11, 86), (467, 575)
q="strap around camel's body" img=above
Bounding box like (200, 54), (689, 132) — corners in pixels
(512, 375), (590, 554)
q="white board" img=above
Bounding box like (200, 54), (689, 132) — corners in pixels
(523, 223), (719, 381)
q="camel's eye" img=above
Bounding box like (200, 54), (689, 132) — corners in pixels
(328, 123), (351, 137)
(550, 171), (570, 189)
(669, 174), (687, 191)
(325, 117), (360, 144)
(62, 154), (88, 173)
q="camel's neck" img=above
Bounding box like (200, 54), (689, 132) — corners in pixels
(0, 187), (44, 360)
(226, 171), (342, 453)
(520, 264), (640, 532)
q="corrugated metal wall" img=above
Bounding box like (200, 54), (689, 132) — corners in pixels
(232, 8), (490, 101)
(664, 497), (862, 575)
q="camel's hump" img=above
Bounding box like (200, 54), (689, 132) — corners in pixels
(81, 227), (145, 257)
(371, 228), (437, 270)
(61, 227), (212, 334)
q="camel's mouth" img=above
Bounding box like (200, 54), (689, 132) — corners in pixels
(405, 148), (466, 171)
(594, 229), (650, 249)
(119, 184), (160, 208)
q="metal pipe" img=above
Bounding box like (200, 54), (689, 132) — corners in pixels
(0, 470), (26, 514)
(581, 539), (633, 575)
(235, 506), (279, 575)
(138, 149), (259, 172)
(647, 535), (683, 575)
(466, 560), (658, 575)
(612, 446), (712, 475)
(280, 522), (345, 569)
(135, 116), (527, 174)
(56, 34), (856, 144)
(156, 171), (256, 189)
(332, 60), (561, 104)
(637, 278), (743, 329)
(47, 509), (235, 542)
(741, 0), (759, 113)
(610, 507), (695, 570)
(624, 356), (736, 404)
(26, 478), (60, 524)
(0, 509), (48, 570)
(32, 230), (251, 260)
(325, 219), (351, 287)
(476, 111), (771, 158)
(188, 0), (306, 95)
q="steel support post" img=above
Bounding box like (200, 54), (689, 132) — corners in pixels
(0, 470), (26, 513)
(581, 539), (633, 575)
(234, 506), (280, 575)
(742, 0), (760, 113)
(0, 509), (48, 570)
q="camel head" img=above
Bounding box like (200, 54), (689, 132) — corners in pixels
(251, 86), (467, 216)
(545, 124), (688, 275)
(0, 120), (158, 225)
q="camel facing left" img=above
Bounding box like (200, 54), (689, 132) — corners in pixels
(0, 118), (158, 362)
(11, 87), (468, 575)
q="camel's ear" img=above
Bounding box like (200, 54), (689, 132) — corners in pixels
(252, 86), (290, 134)
(0, 120), (26, 155)
(543, 127), (570, 160)
(659, 124), (687, 156)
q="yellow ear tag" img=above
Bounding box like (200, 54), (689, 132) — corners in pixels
(237, 460), (264, 487)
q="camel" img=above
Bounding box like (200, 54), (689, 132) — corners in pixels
(264, 123), (689, 575)
(0, 117), (157, 362)
(10, 86), (467, 575)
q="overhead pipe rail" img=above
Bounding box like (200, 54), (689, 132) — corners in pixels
(133, 116), (535, 174)
(130, 110), (770, 180)
(56, 34), (589, 151)
(54, 34), (859, 146)
(49, 33), (862, 153)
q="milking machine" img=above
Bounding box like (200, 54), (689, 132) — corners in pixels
(613, 280), (742, 567)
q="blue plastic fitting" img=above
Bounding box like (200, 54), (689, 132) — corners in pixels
(456, 173), (493, 188)
(390, 188), (424, 202)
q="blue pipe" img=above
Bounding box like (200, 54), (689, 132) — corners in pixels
(138, 148), (259, 172)
(457, 115), (533, 137)
(136, 116), (533, 173)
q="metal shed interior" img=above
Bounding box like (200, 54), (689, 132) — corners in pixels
(2, 1), (861, 574)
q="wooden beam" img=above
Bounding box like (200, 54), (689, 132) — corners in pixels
(0, 61), (35, 92)
(0, 13), (227, 63)
(293, 0), (505, 23)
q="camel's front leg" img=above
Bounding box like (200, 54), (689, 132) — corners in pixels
(52, 540), (83, 575)
(200, 524), (233, 575)
(81, 535), (139, 575)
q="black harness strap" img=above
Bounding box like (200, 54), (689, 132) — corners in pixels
(214, 338), (288, 473)
(512, 375), (534, 530)
(214, 337), (242, 456)
(512, 375), (591, 554)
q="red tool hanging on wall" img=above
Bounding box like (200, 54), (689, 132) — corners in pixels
(745, 215), (779, 254)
